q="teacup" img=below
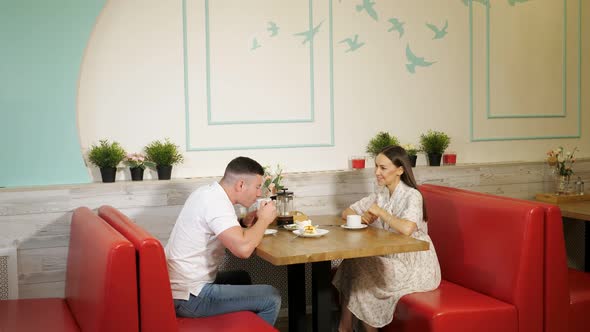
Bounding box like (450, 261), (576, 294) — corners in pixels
(256, 198), (272, 209)
(346, 215), (362, 228)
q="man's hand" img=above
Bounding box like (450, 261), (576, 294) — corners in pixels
(241, 210), (258, 227)
(256, 200), (277, 225)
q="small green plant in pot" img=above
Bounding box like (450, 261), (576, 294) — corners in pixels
(366, 131), (400, 158)
(419, 130), (450, 166)
(144, 139), (184, 180)
(402, 143), (419, 167)
(87, 139), (126, 183)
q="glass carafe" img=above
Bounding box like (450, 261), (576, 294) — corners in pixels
(275, 188), (294, 226)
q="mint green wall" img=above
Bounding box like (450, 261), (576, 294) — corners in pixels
(0, 0), (105, 187)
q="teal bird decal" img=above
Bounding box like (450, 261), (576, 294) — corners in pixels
(387, 18), (405, 38)
(339, 34), (365, 52)
(267, 21), (279, 37)
(356, 0), (378, 21)
(426, 20), (448, 39)
(508, 0), (530, 5)
(461, 0), (490, 7)
(293, 21), (324, 45)
(251, 38), (261, 51)
(405, 44), (435, 74)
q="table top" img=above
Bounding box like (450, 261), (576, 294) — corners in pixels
(555, 201), (590, 221)
(256, 215), (430, 266)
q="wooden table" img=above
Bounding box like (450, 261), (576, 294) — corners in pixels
(256, 215), (430, 332)
(535, 194), (590, 272)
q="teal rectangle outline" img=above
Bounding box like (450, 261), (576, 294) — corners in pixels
(469, 0), (581, 141)
(207, 0), (314, 125)
(487, 1), (567, 118)
(182, 0), (335, 151)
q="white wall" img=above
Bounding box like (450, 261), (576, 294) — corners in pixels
(77, 0), (589, 181)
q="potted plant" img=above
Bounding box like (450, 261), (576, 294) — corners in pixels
(144, 139), (184, 180)
(419, 130), (450, 166)
(366, 131), (400, 157)
(87, 139), (126, 183)
(124, 152), (156, 181)
(402, 143), (419, 167)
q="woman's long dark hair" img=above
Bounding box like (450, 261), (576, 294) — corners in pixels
(378, 145), (428, 221)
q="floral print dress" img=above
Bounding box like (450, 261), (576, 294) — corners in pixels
(332, 181), (441, 328)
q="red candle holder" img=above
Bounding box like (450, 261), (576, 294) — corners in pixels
(351, 156), (366, 169)
(443, 153), (457, 166)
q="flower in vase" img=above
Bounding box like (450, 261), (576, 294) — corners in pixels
(262, 164), (284, 197)
(546, 146), (577, 177)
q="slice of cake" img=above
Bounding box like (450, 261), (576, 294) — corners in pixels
(303, 225), (317, 235)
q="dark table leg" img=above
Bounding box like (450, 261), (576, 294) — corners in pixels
(312, 261), (332, 332)
(288, 264), (307, 332)
(586, 223), (590, 272)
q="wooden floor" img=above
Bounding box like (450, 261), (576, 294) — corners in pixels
(275, 312), (340, 332)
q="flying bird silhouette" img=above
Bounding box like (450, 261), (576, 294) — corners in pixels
(508, 0), (530, 5)
(267, 22), (279, 37)
(405, 44), (435, 74)
(387, 18), (405, 38)
(250, 38), (261, 51)
(426, 20), (448, 39)
(356, 0), (378, 21)
(339, 34), (365, 52)
(293, 21), (324, 45)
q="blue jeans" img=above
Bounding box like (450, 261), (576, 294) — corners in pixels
(173, 271), (281, 326)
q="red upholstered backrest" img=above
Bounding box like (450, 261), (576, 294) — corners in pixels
(419, 184), (543, 332)
(65, 207), (138, 332)
(419, 185), (570, 332)
(98, 206), (178, 332)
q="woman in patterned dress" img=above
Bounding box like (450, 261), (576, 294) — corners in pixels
(333, 145), (441, 332)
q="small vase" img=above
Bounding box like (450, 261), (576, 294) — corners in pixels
(556, 175), (571, 195)
(157, 165), (173, 180)
(130, 167), (144, 181)
(99, 167), (117, 183)
(409, 155), (417, 167)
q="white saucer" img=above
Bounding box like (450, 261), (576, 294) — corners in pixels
(264, 229), (278, 235)
(292, 229), (329, 238)
(283, 224), (299, 230)
(341, 224), (368, 230)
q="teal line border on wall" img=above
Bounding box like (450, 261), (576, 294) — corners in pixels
(183, 0), (335, 151)
(205, 0), (313, 125)
(469, 0), (581, 142)
(0, 0), (105, 187)
(486, 1), (570, 119)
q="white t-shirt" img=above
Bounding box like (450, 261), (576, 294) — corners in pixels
(165, 182), (239, 300)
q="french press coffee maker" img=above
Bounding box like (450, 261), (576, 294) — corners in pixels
(274, 188), (294, 226)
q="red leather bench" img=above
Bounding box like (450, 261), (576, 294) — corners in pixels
(0, 207), (139, 332)
(383, 184), (544, 332)
(429, 186), (590, 332)
(98, 205), (278, 332)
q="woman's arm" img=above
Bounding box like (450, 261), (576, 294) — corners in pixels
(368, 204), (417, 236)
(342, 207), (378, 224)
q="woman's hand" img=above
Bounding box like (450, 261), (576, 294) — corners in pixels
(361, 211), (378, 224)
(368, 203), (385, 219)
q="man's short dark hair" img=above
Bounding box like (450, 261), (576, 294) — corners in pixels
(223, 156), (264, 178)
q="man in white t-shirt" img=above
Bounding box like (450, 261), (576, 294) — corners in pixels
(165, 156), (281, 326)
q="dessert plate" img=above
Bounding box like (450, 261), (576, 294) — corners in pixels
(341, 224), (368, 230)
(292, 229), (329, 238)
(264, 229), (278, 235)
(283, 224), (299, 230)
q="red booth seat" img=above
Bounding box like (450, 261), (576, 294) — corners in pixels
(383, 184), (544, 332)
(98, 205), (278, 332)
(0, 207), (139, 332)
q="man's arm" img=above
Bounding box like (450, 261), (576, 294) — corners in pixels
(218, 201), (277, 258)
